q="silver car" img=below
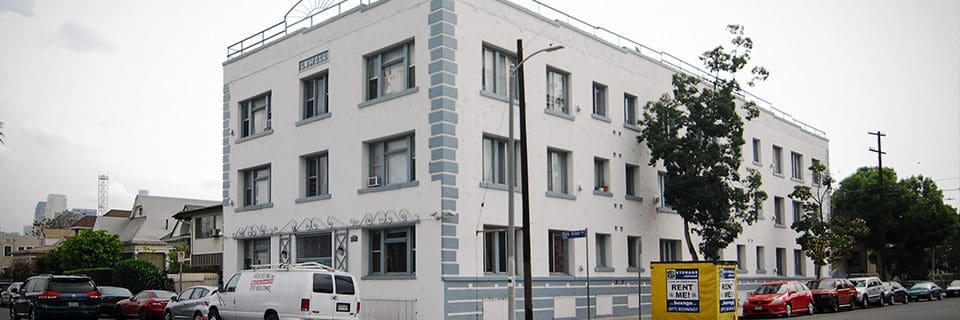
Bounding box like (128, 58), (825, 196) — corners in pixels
(0, 282), (22, 307)
(163, 286), (220, 320)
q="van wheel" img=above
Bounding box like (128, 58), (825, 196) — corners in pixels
(264, 311), (279, 320)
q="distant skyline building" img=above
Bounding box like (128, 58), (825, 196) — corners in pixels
(33, 201), (46, 222)
(43, 194), (67, 220)
(22, 226), (32, 236)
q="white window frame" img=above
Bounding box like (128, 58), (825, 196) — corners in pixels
(658, 172), (671, 210)
(659, 239), (681, 262)
(481, 46), (516, 98)
(365, 41), (415, 100)
(482, 225), (524, 274)
(545, 67), (570, 114)
(243, 238), (271, 270)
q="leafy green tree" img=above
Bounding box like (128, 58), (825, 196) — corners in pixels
(113, 259), (174, 293)
(48, 229), (123, 271)
(1, 260), (36, 282)
(637, 25), (768, 261)
(790, 163), (868, 278)
(166, 241), (189, 273)
(832, 167), (958, 279)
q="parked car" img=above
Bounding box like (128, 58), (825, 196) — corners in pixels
(217, 262), (360, 320)
(10, 274), (101, 320)
(883, 281), (909, 305)
(742, 281), (815, 318)
(1, 282), (23, 307)
(849, 276), (885, 307)
(97, 286), (132, 317)
(163, 286), (219, 320)
(907, 282), (943, 301)
(945, 280), (960, 297)
(116, 290), (178, 320)
(0, 279), (13, 292)
(806, 278), (858, 312)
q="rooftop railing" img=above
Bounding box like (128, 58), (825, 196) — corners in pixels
(224, 0), (826, 139)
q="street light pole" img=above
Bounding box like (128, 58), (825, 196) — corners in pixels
(507, 39), (562, 320)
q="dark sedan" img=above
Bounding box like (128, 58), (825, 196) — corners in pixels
(907, 282), (943, 301)
(97, 286), (132, 317)
(883, 281), (909, 305)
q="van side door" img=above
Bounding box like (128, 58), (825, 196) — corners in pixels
(332, 275), (358, 319)
(310, 273), (336, 318)
(217, 273), (241, 319)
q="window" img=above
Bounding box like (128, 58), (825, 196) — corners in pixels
(483, 226), (523, 274)
(548, 230), (570, 274)
(365, 41), (415, 100)
(592, 82), (607, 117)
(776, 248), (786, 276)
(659, 239), (681, 262)
(811, 158), (822, 185)
(223, 274), (240, 293)
(627, 236), (642, 270)
(794, 249), (805, 276)
(594, 157), (610, 193)
(297, 232), (333, 265)
(792, 200), (803, 224)
(303, 152), (329, 197)
(547, 149), (570, 194)
(3, 246), (10, 256)
(545, 67), (570, 114)
(624, 94), (638, 126)
(658, 172), (670, 209)
(791, 152), (803, 180)
(369, 227), (416, 274)
(482, 46), (515, 98)
(241, 165), (271, 207)
(752, 138), (761, 164)
(313, 274), (333, 294)
(772, 145), (783, 175)
(625, 164), (639, 197)
(736, 245), (747, 272)
(243, 238), (270, 270)
(595, 233), (610, 269)
(177, 288), (195, 302)
(774, 196), (785, 226)
(482, 135), (519, 186)
(368, 134), (415, 186)
(334, 275), (355, 295)
(195, 215), (218, 239)
(755, 246), (766, 272)
(302, 72), (329, 119)
(240, 93), (271, 138)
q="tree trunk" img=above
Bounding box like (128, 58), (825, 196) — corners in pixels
(683, 219), (699, 261)
(815, 263), (823, 279)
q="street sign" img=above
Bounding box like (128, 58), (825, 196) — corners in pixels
(177, 251), (186, 263)
(562, 230), (586, 239)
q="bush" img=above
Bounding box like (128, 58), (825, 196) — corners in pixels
(113, 259), (173, 293)
(64, 267), (114, 286)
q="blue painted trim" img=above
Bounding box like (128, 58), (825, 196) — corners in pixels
(430, 47), (456, 61)
(593, 190), (613, 197)
(430, 97), (456, 111)
(544, 108), (575, 121)
(294, 194), (332, 203)
(479, 182), (522, 192)
(441, 250), (457, 262)
(442, 263), (460, 275)
(356, 181), (420, 194)
(595, 266), (615, 272)
(429, 161), (459, 174)
(431, 148), (456, 161)
(235, 129), (274, 144)
(428, 85), (458, 98)
(428, 135), (458, 148)
(429, 0), (454, 11)
(431, 173), (456, 185)
(428, 60), (458, 74)
(441, 225), (457, 236)
(361, 274), (416, 281)
(430, 72), (456, 86)
(428, 110), (458, 124)
(441, 186), (459, 199)
(428, 34), (458, 49)
(441, 237), (459, 249)
(546, 191), (577, 200)
(294, 112), (332, 126)
(591, 113), (611, 123)
(356, 87), (419, 108)
(431, 123), (456, 136)
(427, 11), (458, 25)
(623, 122), (642, 132)
(625, 194), (643, 202)
(233, 202), (274, 213)
(430, 22), (455, 36)
(441, 199), (456, 211)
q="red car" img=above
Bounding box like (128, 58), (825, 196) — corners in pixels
(743, 281), (815, 318)
(806, 278), (858, 312)
(115, 289), (177, 320)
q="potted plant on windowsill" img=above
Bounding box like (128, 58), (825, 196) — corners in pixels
(601, 185), (609, 192)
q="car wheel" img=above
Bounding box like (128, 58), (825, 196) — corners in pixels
(937, 292), (943, 301)
(164, 311), (174, 320)
(139, 308), (148, 320)
(849, 297), (856, 311)
(903, 295), (909, 304)
(877, 296), (885, 307)
(193, 312), (204, 320)
(831, 297), (840, 312)
(785, 303), (792, 317)
(807, 302), (815, 315)
(207, 309), (220, 320)
(861, 296), (869, 308)
(28, 308), (38, 320)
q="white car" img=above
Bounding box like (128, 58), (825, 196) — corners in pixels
(164, 285), (221, 320)
(216, 263), (360, 320)
(849, 276), (885, 307)
(946, 280), (960, 297)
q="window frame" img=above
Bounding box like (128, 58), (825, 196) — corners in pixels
(776, 247), (786, 276)
(627, 236), (642, 271)
(657, 171), (671, 210)
(792, 200), (803, 225)
(736, 245), (747, 272)
(368, 226), (416, 275)
(774, 196), (785, 226)
(595, 233), (611, 270)
(482, 135), (520, 187)
(240, 164), (271, 209)
(592, 82), (608, 117)
(238, 93), (272, 139)
(546, 148), (570, 194)
(302, 151), (330, 199)
(659, 239), (681, 262)
(548, 230), (570, 274)
(296, 232), (333, 266)
(810, 158), (822, 185)
(302, 71), (330, 120)
(481, 45), (516, 99)
(482, 225), (524, 274)
(593, 157), (610, 193)
(772, 145), (783, 175)
(624, 93), (639, 127)
(367, 133), (416, 187)
(243, 238), (271, 270)
(545, 67), (570, 114)
(195, 215), (218, 239)
(756, 246), (766, 273)
(364, 41), (416, 101)
(752, 138), (761, 164)
(790, 151), (804, 180)
(794, 249), (805, 276)
(625, 164), (639, 197)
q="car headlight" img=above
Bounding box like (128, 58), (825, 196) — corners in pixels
(772, 297), (783, 304)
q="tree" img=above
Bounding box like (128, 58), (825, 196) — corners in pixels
(637, 25), (768, 261)
(789, 163), (869, 278)
(832, 167), (959, 279)
(166, 240), (189, 273)
(41, 211), (82, 229)
(113, 259), (174, 294)
(47, 229), (123, 271)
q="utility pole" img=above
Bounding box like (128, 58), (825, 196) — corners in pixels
(868, 131), (886, 281)
(517, 39), (535, 320)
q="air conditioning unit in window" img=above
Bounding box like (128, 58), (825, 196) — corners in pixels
(367, 176), (381, 188)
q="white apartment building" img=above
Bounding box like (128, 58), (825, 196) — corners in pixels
(221, 0), (829, 319)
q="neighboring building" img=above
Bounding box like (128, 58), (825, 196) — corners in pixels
(68, 208), (97, 217)
(68, 215), (97, 235)
(221, 0), (830, 318)
(162, 204), (224, 272)
(43, 194), (67, 220)
(33, 201), (46, 222)
(0, 235), (40, 270)
(22, 226), (34, 237)
(95, 195), (218, 269)
(39, 228), (73, 246)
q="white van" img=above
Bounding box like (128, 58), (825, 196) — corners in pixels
(214, 263), (360, 320)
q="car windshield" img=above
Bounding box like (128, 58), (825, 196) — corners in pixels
(852, 280), (866, 288)
(48, 279), (95, 293)
(807, 280), (835, 289)
(910, 283), (932, 289)
(950, 280), (960, 287)
(151, 290), (177, 299)
(100, 287), (132, 296)
(755, 284), (786, 294)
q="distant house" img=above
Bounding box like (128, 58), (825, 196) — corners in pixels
(1, 235), (40, 270)
(40, 229), (73, 246)
(94, 194), (218, 269)
(68, 215), (97, 235)
(162, 204), (224, 272)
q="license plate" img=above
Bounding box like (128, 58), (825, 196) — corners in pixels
(336, 303), (350, 312)
(68, 302), (79, 307)
(754, 307), (763, 311)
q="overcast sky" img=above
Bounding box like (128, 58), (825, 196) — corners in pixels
(0, 0), (957, 233)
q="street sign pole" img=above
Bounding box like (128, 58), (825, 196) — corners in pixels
(586, 228), (590, 320)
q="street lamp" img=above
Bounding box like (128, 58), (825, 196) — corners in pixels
(507, 40), (563, 320)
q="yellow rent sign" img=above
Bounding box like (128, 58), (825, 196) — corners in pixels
(651, 261), (738, 320)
